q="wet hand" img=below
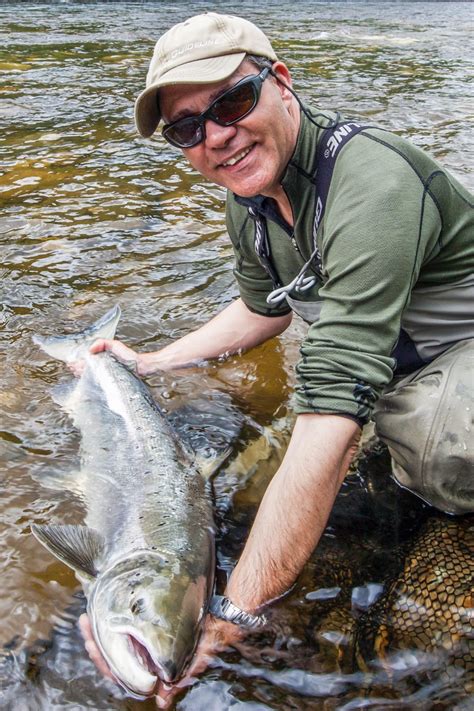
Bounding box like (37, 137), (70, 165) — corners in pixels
(66, 339), (139, 377)
(78, 613), (116, 682)
(89, 338), (140, 369)
(155, 616), (244, 709)
(68, 360), (86, 377)
(79, 613), (243, 708)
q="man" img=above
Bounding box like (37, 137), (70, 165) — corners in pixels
(81, 11), (474, 705)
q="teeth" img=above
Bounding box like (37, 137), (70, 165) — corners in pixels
(223, 146), (251, 167)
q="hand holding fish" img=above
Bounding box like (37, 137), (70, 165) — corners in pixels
(79, 612), (243, 708)
(90, 298), (293, 376)
(79, 614), (116, 682)
(89, 338), (146, 374)
(154, 616), (244, 709)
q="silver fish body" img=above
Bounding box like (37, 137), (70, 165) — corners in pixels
(31, 306), (215, 697)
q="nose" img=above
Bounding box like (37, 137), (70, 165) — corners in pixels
(204, 119), (237, 148)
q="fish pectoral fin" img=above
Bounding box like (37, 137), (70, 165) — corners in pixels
(166, 390), (249, 479)
(31, 523), (105, 579)
(194, 447), (233, 480)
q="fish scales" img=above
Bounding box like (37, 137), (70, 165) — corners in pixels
(76, 352), (212, 556)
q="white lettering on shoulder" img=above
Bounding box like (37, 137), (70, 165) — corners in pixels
(326, 122), (361, 158)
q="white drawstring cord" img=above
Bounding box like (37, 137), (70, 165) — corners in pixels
(266, 246), (320, 305)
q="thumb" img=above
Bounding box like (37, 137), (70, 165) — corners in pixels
(89, 338), (113, 354)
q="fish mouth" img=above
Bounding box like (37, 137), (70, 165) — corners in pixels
(126, 632), (177, 685)
(94, 623), (178, 697)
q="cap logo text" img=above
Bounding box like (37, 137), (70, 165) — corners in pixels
(170, 38), (223, 60)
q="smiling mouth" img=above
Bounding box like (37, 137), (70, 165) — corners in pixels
(221, 144), (254, 168)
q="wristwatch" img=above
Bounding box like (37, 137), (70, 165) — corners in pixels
(209, 595), (267, 629)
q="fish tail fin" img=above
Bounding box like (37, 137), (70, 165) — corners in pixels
(32, 305), (121, 362)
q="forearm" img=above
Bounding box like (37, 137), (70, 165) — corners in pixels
(139, 298), (292, 374)
(225, 413), (361, 612)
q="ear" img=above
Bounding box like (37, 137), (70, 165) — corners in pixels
(31, 524), (105, 580)
(271, 61), (294, 104)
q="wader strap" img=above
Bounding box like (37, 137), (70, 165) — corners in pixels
(249, 121), (372, 286)
(248, 206), (282, 288)
(312, 122), (371, 265)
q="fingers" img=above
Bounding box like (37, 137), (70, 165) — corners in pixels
(89, 338), (139, 368)
(152, 617), (245, 708)
(203, 617), (245, 651)
(155, 687), (175, 709)
(78, 614), (115, 681)
(76, 612), (241, 706)
(68, 360), (85, 376)
(78, 612), (93, 640)
(66, 339), (113, 376)
(154, 676), (194, 709)
(89, 338), (112, 354)
(84, 640), (114, 680)
(153, 618), (225, 708)
(68, 338), (140, 376)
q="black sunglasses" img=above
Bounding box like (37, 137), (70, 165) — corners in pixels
(162, 67), (271, 149)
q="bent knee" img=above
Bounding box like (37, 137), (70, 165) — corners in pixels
(374, 339), (474, 514)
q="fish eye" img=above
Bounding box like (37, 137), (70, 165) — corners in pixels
(130, 596), (158, 622)
(130, 598), (145, 615)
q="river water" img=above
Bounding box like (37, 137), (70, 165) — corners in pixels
(1, 2), (473, 709)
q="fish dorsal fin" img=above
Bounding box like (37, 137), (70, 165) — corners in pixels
(31, 524), (105, 579)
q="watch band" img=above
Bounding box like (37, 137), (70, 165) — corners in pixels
(209, 595), (267, 629)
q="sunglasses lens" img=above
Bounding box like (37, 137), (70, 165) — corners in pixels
(162, 70), (267, 148)
(212, 83), (256, 124)
(164, 117), (202, 148)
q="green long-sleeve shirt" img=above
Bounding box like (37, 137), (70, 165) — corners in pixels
(226, 109), (474, 424)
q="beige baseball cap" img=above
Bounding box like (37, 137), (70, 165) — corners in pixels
(134, 12), (278, 138)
